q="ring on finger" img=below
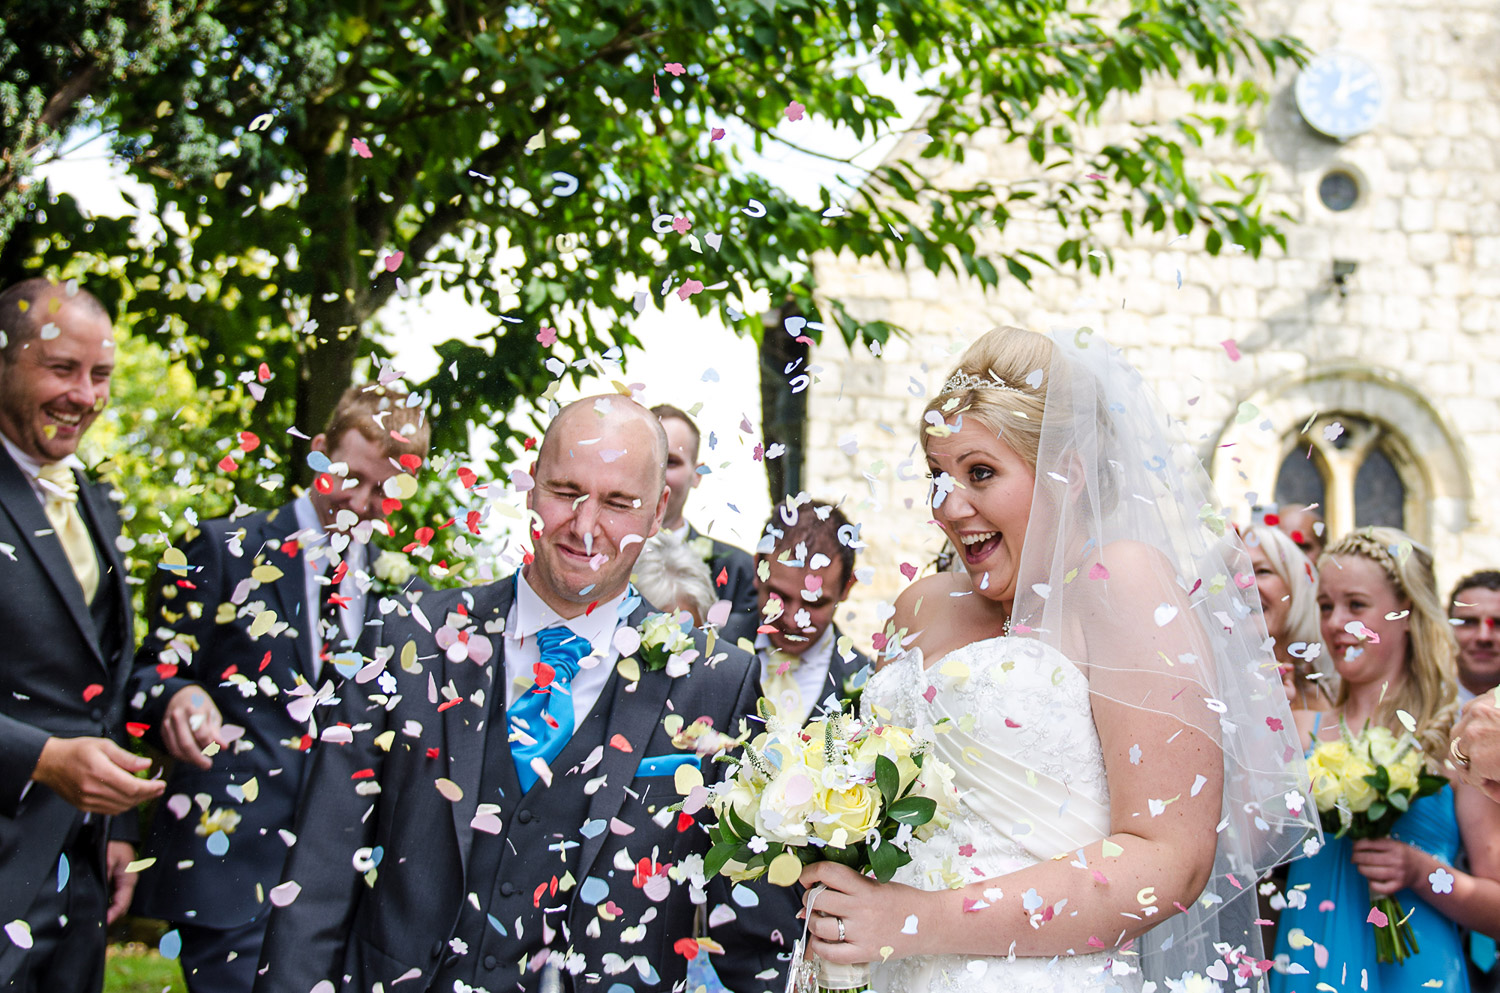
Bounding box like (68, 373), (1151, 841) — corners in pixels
(1451, 736), (1471, 770)
(836, 917), (847, 943)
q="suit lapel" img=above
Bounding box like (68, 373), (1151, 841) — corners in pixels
(575, 602), (676, 885)
(76, 478), (131, 645)
(0, 448), (103, 664)
(445, 580), (515, 881)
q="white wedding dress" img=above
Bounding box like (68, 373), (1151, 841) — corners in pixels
(861, 636), (1145, 993)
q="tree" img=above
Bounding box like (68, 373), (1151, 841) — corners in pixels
(3, 0), (1303, 506)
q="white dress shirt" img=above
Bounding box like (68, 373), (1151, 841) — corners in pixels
(293, 496), (368, 680)
(757, 624), (836, 724)
(504, 570), (631, 728)
(2, 435), (85, 507)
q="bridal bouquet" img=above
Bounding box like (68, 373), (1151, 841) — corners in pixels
(1305, 724), (1447, 963)
(702, 712), (959, 992)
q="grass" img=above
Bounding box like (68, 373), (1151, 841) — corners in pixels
(105, 942), (186, 993)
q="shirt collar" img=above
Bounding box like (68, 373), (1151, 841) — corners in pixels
(2, 434), (83, 483)
(513, 569), (631, 644)
(756, 622), (835, 665)
(292, 494), (369, 569)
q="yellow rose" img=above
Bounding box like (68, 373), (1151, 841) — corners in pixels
(910, 758), (961, 839)
(1387, 757), (1419, 795)
(1340, 761), (1378, 813)
(1362, 726), (1400, 768)
(855, 726), (920, 790)
(811, 784), (882, 843)
(1314, 739), (1352, 768)
(715, 783), (760, 830)
(1306, 759), (1343, 813)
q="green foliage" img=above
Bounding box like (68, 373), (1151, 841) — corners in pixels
(5, 0), (1305, 503)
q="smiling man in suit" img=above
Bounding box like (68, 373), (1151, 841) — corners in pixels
(127, 385), (430, 993)
(0, 277), (165, 992)
(255, 394), (779, 993)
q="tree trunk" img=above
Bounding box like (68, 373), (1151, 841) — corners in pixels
(290, 295), (363, 494)
(758, 302), (809, 507)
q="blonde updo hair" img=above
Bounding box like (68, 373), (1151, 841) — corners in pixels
(923, 327), (1054, 470)
(1321, 526), (1459, 763)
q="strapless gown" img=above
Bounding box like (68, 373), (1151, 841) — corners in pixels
(1270, 784), (1467, 993)
(861, 637), (1144, 993)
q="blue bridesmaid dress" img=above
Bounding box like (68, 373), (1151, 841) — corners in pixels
(1272, 722), (1468, 993)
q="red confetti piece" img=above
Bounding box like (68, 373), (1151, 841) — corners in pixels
(259, 652), (272, 672)
(351, 769), (375, 779)
(414, 527), (435, 547)
(583, 600), (601, 616)
(715, 567), (727, 587)
(533, 882), (548, 907)
(437, 698), (462, 712)
(673, 938), (700, 960)
(314, 473), (333, 494)
(1004, 718), (1021, 728)
(398, 453), (422, 472)
(609, 734), (633, 753)
(218, 455), (239, 473)
(126, 722), (149, 737)
(239, 431), (261, 453)
(465, 510), (482, 535)
(155, 663), (178, 680)
(221, 665), (237, 678)
(280, 539), (300, 557)
(533, 662), (557, 689)
(381, 498), (403, 516)
(257, 362), (272, 383)
(672, 216), (691, 234)
(425, 747), (440, 760)
(1264, 513), (1282, 526)
(82, 684), (103, 702)
(523, 436), (538, 451)
(457, 467), (477, 489)
(1086, 936), (1106, 948)
(676, 812), (694, 833)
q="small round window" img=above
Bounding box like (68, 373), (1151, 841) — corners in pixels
(1318, 169), (1360, 211)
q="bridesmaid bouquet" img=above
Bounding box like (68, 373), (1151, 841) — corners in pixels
(701, 711), (959, 992)
(1305, 724), (1447, 963)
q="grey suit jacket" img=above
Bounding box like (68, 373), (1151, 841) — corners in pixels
(0, 446), (135, 933)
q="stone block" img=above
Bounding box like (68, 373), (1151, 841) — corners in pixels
(1400, 198), (1435, 233)
(1409, 233), (1452, 265)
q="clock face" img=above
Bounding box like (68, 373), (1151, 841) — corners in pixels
(1295, 52), (1384, 140)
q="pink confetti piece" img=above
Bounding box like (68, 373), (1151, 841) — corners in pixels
(1266, 716), (1284, 732)
(751, 443), (764, 462)
(351, 138), (372, 158)
(1086, 172), (1106, 180)
(652, 74), (659, 98)
(1366, 906), (1388, 927)
(664, 62), (685, 76)
(671, 216), (691, 234)
(710, 127), (726, 141)
(384, 251), (404, 272)
(676, 279), (703, 301)
(536, 327), (558, 346)
(1088, 562), (1109, 580)
(899, 562), (917, 580)
(1220, 339), (1242, 361)
(784, 100), (806, 122)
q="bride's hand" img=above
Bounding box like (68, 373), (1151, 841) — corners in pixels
(798, 862), (933, 965)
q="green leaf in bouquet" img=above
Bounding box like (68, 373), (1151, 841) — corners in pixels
(705, 841), (740, 879)
(723, 803), (757, 843)
(1388, 791), (1409, 813)
(1367, 766), (1390, 793)
(1367, 800), (1388, 822)
(875, 755), (900, 807)
(870, 841), (913, 883)
(888, 795), (938, 826)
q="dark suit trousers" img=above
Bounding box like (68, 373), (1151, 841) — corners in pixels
(0, 823), (106, 993)
(176, 917), (269, 993)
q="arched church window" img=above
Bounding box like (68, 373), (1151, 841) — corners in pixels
(1271, 414), (1410, 541)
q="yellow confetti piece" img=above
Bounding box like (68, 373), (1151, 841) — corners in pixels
(1396, 709), (1417, 733)
(879, 946), (895, 962)
(434, 778), (463, 802)
(939, 659), (969, 682)
(242, 777), (259, 803)
(387, 473), (418, 500)
(125, 858), (157, 873)
(662, 714), (684, 737)
(400, 640), (420, 673)
(215, 603), (237, 624)
(248, 609), (277, 638)
(1136, 887), (1157, 905)
(1101, 840), (1124, 858)
(251, 564), (284, 584)
(674, 763), (704, 796)
(617, 656), (641, 682)
(162, 547), (188, 569)
(767, 851), (802, 887)
(373, 730), (395, 752)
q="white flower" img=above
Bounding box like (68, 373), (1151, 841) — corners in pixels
(372, 550), (416, 586)
(1164, 972), (1223, 993)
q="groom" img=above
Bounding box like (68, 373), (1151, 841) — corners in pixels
(254, 395), (781, 993)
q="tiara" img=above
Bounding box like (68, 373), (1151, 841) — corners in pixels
(940, 370), (1026, 395)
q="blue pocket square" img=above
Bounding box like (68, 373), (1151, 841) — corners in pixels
(636, 754), (701, 777)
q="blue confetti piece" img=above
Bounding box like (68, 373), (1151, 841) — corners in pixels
(331, 653), (362, 679)
(579, 819), (607, 839)
(731, 883), (759, 908)
(56, 853), (69, 893)
(159, 929), (182, 960)
(370, 846), (384, 868)
(579, 877), (610, 905)
(307, 451), (332, 473)
(607, 986), (634, 993)
(206, 830), (230, 856)
(486, 913), (509, 937)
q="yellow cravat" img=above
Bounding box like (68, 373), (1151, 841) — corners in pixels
(36, 461), (100, 603)
(762, 649), (805, 722)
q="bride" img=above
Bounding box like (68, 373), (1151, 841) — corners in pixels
(798, 327), (1318, 990)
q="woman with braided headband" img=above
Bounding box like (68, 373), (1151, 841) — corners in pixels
(1272, 526), (1500, 991)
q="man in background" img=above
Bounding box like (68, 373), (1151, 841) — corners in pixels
(0, 277), (163, 991)
(128, 385), (430, 992)
(652, 403), (759, 646)
(1275, 502), (1325, 559)
(1450, 570), (1500, 705)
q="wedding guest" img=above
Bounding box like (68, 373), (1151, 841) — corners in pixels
(753, 498), (870, 724)
(1276, 502), (1325, 558)
(0, 277), (163, 991)
(1450, 571), (1500, 705)
(127, 385), (430, 993)
(1452, 695), (1500, 801)
(1272, 528), (1500, 991)
(652, 403), (759, 646)
(1242, 523), (1334, 709)
(632, 530), (717, 625)
(255, 395), (781, 993)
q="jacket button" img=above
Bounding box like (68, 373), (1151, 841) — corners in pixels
(443, 953), (461, 969)
(517, 809), (533, 824)
(499, 881), (516, 897)
(430, 940), (444, 959)
(89, 708), (103, 721)
(483, 955), (497, 970)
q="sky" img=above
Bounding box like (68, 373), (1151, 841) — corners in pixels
(35, 65), (932, 553)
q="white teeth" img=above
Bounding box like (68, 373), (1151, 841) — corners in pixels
(49, 410), (81, 425)
(960, 531), (998, 546)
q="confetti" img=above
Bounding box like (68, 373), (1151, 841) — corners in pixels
(351, 138), (372, 158)
(784, 101), (806, 122)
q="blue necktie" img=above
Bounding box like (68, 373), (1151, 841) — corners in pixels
(511, 626), (590, 792)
